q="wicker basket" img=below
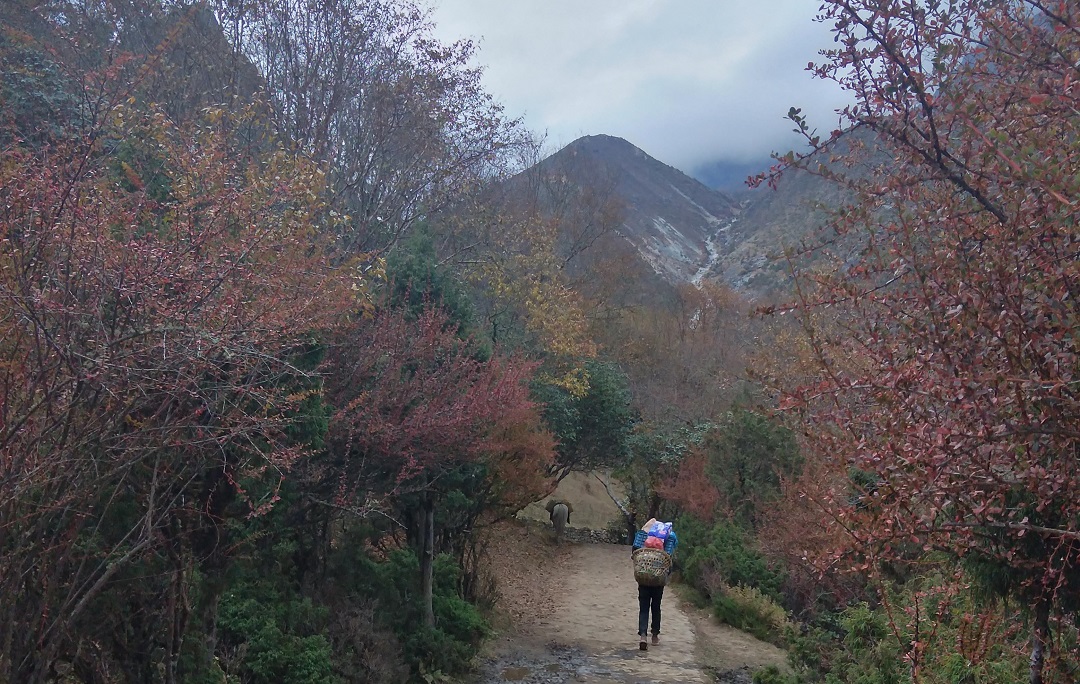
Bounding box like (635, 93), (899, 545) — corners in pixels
(632, 547), (672, 587)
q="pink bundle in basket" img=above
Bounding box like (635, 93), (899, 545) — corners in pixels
(644, 535), (664, 550)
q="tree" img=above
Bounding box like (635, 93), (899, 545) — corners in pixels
(533, 359), (634, 481)
(0, 103), (354, 680)
(595, 280), (751, 425)
(444, 158), (609, 396)
(321, 302), (554, 627)
(216, 0), (526, 254)
(597, 420), (714, 543)
(694, 409), (802, 529)
(766, 3), (1080, 682)
(0, 1), (547, 679)
(385, 225), (483, 342)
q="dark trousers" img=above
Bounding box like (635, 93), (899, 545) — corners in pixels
(637, 584), (664, 636)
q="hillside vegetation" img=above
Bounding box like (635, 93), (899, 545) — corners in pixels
(0, 1), (1078, 684)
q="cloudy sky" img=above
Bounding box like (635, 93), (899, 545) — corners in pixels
(428, 1), (852, 182)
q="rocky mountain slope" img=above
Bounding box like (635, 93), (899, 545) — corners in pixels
(535, 135), (741, 283)
(534, 133), (881, 300)
(711, 167), (842, 298)
(710, 129), (884, 299)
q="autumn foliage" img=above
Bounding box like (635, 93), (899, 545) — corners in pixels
(323, 302), (555, 512)
(762, 2), (1080, 681)
(0, 0), (553, 679)
(19, 0), (1080, 681)
(0, 102), (356, 676)
(654, 451), (720, 524)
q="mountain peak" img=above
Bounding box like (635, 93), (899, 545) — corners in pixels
(538, 135), (739, 283)
(565, 133), (643, 151)
(560, 134), (666, 167)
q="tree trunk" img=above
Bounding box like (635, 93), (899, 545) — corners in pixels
(164, 539), (189, 684)
(595, 472), (635, 544)
(421, 502), (436, 628)
(1029, 597), (1050, 684)
(191, 468), (234, 674)
(647, 492), (661, 520)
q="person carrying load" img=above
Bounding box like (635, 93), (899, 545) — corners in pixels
(631, 518), (678, 651)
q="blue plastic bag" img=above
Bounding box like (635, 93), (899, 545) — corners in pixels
(649, 521), (673, 539)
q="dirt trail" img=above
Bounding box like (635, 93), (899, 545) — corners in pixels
(473, 522), (789, 684)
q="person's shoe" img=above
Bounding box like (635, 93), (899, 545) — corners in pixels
(651, 634), (660, 646)
(639, 635), (648, 651)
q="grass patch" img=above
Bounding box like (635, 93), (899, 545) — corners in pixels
(712, 583), (791, 647)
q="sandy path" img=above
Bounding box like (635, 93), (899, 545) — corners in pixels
(549, 543), (707, 683)
(475, 522), (789, 683)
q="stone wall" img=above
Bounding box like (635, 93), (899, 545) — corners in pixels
(522, 518), (626, 545)
(564, 526), (625, 545)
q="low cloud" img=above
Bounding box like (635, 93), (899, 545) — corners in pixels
(429, 0), (852, 174)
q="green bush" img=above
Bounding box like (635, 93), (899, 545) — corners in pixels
(676, 515), (784, 601)
(780, 574), (1069, 684)
(784, 603), (906, 684)
(208, 524), (488, 684)
(333, 548), (489, 679)
(701, 408), (803, 529)
(713, 584), (791, 646)
(606, 516), (631, 544)
(752, 665), (797, 684)
(217, 585), (337, 684)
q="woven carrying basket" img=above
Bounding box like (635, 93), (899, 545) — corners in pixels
(632, 547), (671, 587)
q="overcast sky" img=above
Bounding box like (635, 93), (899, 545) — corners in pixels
(428, 1), (852, 181)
